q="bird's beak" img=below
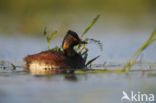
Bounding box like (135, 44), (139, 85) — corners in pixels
(79, 40), (88, 44)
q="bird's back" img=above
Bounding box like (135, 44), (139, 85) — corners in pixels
(24, 50), (85, 74)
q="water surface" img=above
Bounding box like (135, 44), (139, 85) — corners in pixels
(0, 31), (156, 103)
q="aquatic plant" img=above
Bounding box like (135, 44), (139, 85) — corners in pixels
(0, 60), (16, 70)
(43, 15), (102, 67)
(122, 29), (156, 74)
(76, 14), (102, 66)
(75, 68), (122, 74)
(44, 27), (57, 50)
(80, 14), (100, 39)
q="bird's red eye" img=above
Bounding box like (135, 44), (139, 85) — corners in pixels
(73, 38), (77, 41)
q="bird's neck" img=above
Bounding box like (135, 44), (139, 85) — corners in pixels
(64, 47), (77, 57)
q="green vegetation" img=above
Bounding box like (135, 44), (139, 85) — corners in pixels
(77, 14), (102, 66)
(75, 29), (156, 75)
(75, 69), (123, 74)
(80, 15), (100, 39)
(0, 60), (16, 70)
(122, 29), (156, 74)
(44, 27), (58, 50)
(44, 15), (102, 66)
(1, 14), (156, 75)
(43, 15), (156, 75)
(11, 64), (16, 70)
(0, 0), (156, 35)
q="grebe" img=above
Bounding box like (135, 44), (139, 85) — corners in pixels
(24, 30), (87, 74)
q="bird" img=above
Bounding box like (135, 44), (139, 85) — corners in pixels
(24, 30), (87, 74)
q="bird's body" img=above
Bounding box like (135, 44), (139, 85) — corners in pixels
(24, 30), (87, 74)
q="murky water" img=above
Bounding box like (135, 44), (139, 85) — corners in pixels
(0, 30), (156, 103)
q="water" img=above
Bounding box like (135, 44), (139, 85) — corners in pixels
(1, 0), (156, 102)
(0, 30), (156, 103)
(0, 70), (156, 103)
(1, 30), (156, 63)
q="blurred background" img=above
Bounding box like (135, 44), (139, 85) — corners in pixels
(0, 0), (156, 63)
(1, 1), (156, 103)
(0, 0), (156, 35)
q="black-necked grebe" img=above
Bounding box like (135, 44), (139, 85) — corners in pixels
(24, 30), (87, 74)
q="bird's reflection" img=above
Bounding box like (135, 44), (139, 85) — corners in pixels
(64, 73), (78, 81)
(31, 70), (78, 82)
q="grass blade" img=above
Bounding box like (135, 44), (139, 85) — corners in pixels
(50, 30), (57, 40)
(122, 29), (156, 74)
(86, 55), (100, 66)
(43, 28), (58, 50)
(81, 14), (100, 38)
(83, 53), (88, 63)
